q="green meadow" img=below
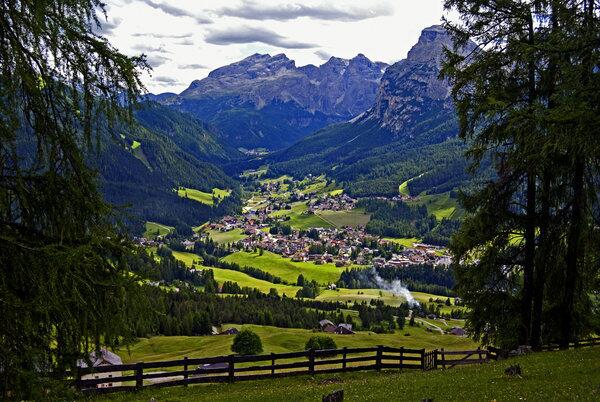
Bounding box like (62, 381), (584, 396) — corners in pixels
(177, 187), (231, 206)
(222, 250), (343, 285)
(315, 209), (371, 228)
(407, 192), (461, 221)
(383, 237), (421, 247)
(205, 228), (248, 244)
(170, 250), (298, 296)
(117, 323), (477, 364)
(270, 201), (332, 229)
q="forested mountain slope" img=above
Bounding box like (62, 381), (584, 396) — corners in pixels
(89, 103), (241, 233)
(268, 26), (482, 197)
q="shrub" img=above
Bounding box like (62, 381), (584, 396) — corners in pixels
(231, 329), (263, 355)
(305, 336), (337, 357)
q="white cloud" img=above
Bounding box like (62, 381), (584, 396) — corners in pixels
(104, 0), (446, 93)
(205, 26), (316, 49)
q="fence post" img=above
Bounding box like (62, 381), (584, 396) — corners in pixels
(433, 349), (438, 369)
(308, 349), (315, 376)
(135, 362), (143, 391)
(440, 348), (446, 369)
(183, 356), (188, 386)
(342, 347), (347, 370)
(477, 347), (483, 364)
(228, 355), (235, 383)
(399, 346), (404, 371)
(376, 345), (383, 371)
(271, 352), (275, 376)
(420, 349), (425, 371)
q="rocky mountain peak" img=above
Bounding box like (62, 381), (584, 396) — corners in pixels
(406, 24), (455, 64)
(365, 25), (459, 135)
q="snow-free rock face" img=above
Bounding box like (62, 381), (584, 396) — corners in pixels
(368, 25), (456, 135)
(154, 53), (387, 149)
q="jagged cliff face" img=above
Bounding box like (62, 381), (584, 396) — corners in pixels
(366, 25), (456, 136)
(155, 53), (387, 149)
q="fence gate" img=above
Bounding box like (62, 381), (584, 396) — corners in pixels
(422, 350), (437, 371)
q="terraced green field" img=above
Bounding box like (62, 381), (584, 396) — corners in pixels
(222, 250), (342, 285)
(143, 221), (174, 238)
(205, 229), (247, 244)
(315, 209), (371, 228)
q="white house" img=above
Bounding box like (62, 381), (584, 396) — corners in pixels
(77, 349), (123, 389)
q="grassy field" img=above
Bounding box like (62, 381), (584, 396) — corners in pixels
(383, 237), (421, 247)
(143, 221), (174, 238)
(205, 229), (248, 244)
(270, 202), (332, 229)
(316, 289), (465, 314)
(131, 140), (141, 149)
(407, 192), (461, 221)
(315, 209), (371, 228)
(171, 250), (203, 266)
(115, 324), (477, 364)
(177, 187), (231, 206)
(171, 251), (299, 296)
(399, 178), (411, 197)
(97, 347), (600, 402)
(198, 267), (299, 296)
(222, 250), (343, 285)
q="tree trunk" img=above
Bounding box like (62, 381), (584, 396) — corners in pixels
(531, 171), (550, 350)
(561, 161), (584, 347)
(521, 170), (536, 345)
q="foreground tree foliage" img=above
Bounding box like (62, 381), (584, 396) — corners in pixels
(443, 0), (600, 349)
(0, 1), (148, 397)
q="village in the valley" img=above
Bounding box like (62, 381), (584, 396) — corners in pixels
(139, 173), (452, 270)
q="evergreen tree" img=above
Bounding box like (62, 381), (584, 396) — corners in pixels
(443, 0), (600, 348)
(0, 1), (147, 397)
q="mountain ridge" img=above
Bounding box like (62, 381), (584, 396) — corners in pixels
(150, 52), (388, 149)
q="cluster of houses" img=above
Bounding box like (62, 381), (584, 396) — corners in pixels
(308, 194), (356, 212)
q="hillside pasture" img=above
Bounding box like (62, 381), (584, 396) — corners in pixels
(177, 187), (231, 206)
(407, 192), (461, 221)
(118, 323), (477, 364)
(171, 251), (299, 296)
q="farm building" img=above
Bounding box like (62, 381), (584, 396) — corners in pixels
(319, 319), (337, 333)
(334, 324), (355, 335)
(76, 349), (122, 389)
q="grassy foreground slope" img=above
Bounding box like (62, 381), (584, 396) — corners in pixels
(117, 324), (476, 364)
(97, 347), (600, 401)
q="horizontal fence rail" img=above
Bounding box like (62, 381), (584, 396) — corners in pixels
(74, 338), (600, 394)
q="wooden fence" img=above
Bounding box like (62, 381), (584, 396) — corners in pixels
(75, 346), (488, 394)
(75, 338), (600, 394)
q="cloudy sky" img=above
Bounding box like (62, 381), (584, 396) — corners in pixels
(101, 0), (446, 93)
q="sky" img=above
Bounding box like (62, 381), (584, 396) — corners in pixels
(100, 0), (447, 93)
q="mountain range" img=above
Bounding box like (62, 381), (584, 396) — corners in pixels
(150, 53), (388, 150)
(266, 25), (480, 197)
(94, 24), (481, 233)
